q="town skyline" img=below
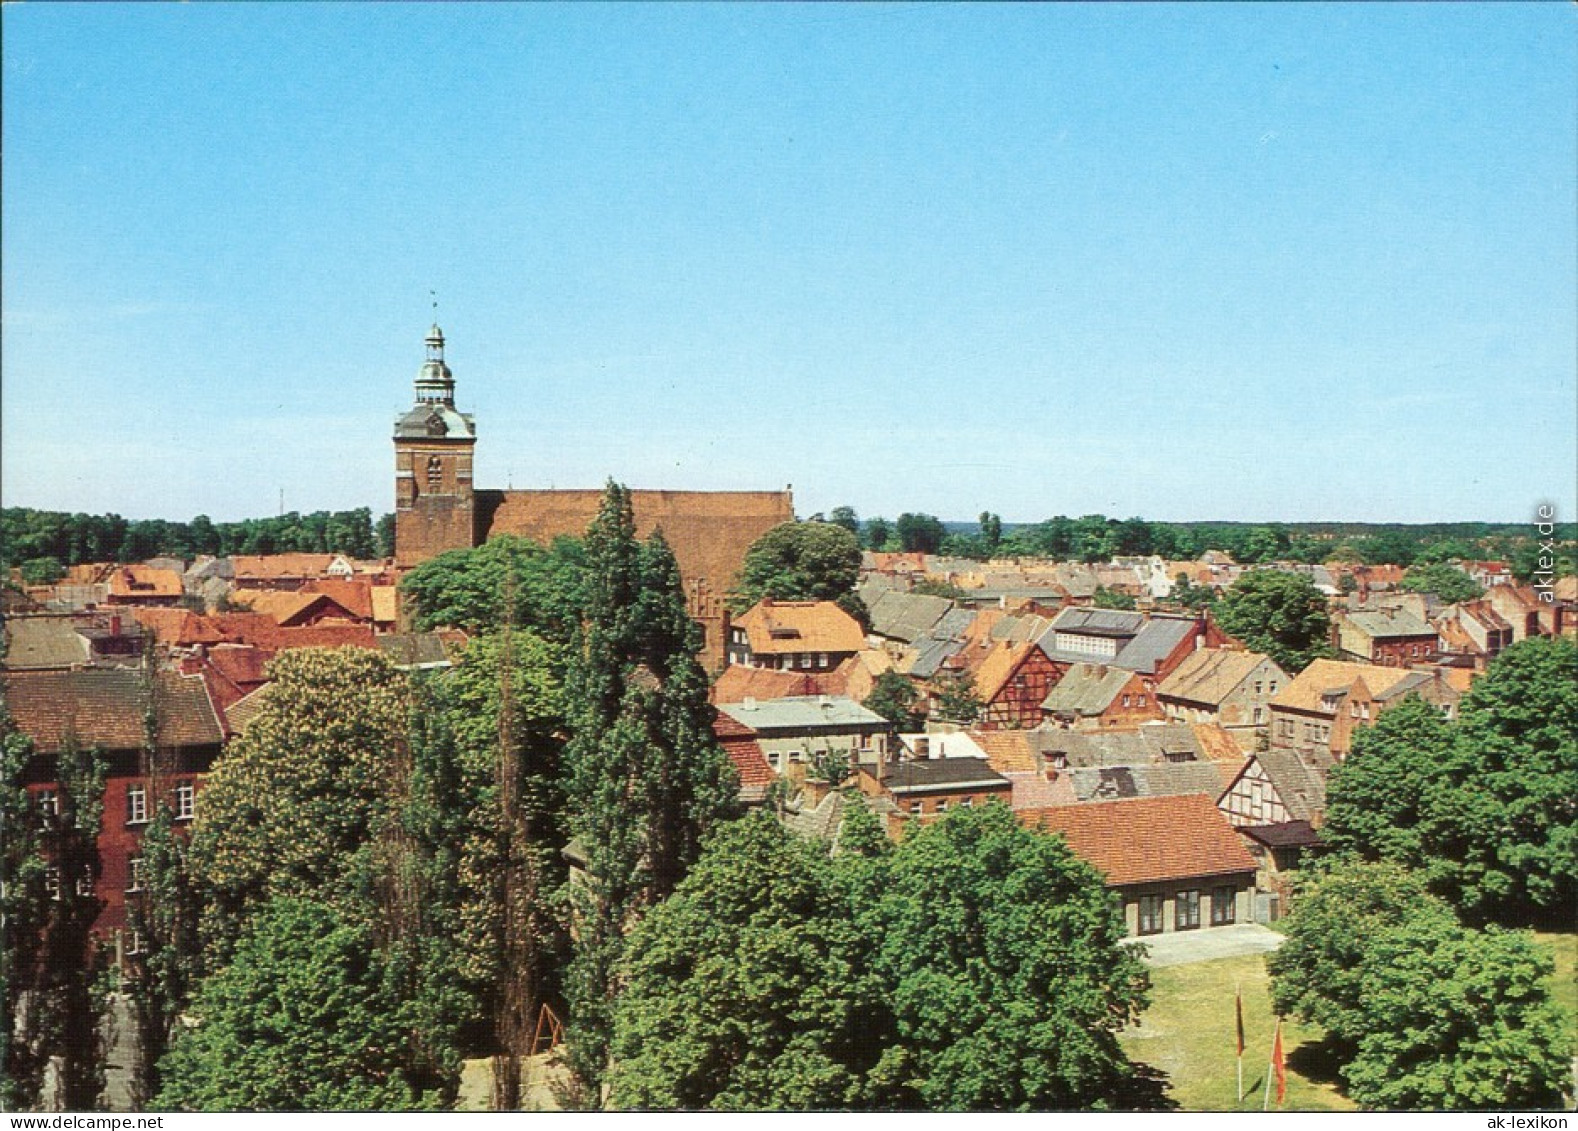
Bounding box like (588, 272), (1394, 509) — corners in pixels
(3, 4), (1575, 526)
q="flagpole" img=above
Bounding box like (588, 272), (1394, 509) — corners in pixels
(1261, 1017), (1278, 1112)
(1235, 983), (1244, 1103)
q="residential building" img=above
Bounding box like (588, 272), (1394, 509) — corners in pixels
(1331, 608), (1440, 667)
(1267, 658), (1459, 761)
(1020, 794), (1258, 936)
(964, 640), (1060, 730)
(726, 599), (865, 671)
(714, 695), (890, 777)
(3, 669), (225, 954)
(105, 565), (185, 607)
(1433, 600), (1512, 669)
(1155, 648), (1289, 748)
(859, 757), (1013, 838)
(1040, 662), (1164, 731)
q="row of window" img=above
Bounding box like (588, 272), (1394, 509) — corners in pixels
(1136, 886), (1237, 934)
(125, 781), (196, 825)
(909, 796), (976, 817)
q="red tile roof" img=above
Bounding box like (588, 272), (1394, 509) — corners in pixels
(301, 579), (375, 621)
(107, 565), (184, 600)
(206, 614), (376, 653)
(130, 607), (229, 648)
(1018, 794), (1257, 887)
(3, 669), (224, 751)
(711, 664), (826, 704)
(734, 600), (866, 656)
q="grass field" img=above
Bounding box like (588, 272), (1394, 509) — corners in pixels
(1123, 932), (1578, 1112)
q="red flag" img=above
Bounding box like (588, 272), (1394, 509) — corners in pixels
(1272, 1017), (1287, 1106)
(1235, 990), (1246, 1057)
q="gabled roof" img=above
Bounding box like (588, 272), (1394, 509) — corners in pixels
(1040, 662), (1137, 717)
(2, 669), (224, 751)
(3, 616), (91, 669)
(971, 640), (1045, 703)
(1156, 648), (1283, 707)
(228, 589), (361, 627)
(130, 607), (230, 648)
(205, 613), (377, 654)
(302, 579), (375, 621)
(970, 729), (1042, 774)
(1229, 747), (1334, 823)
(864, 590), (955, 643)
(1271, 659), (1418, 714)
(1021, 794), (1258, 887)
(881, 757), (1011, 794)
(1069, 760), (1226, 803)
(734, 600), (865, 656)
(1339, 608), (1437, 639)
(712, 712), (778, 803)
(107, 565), (184, 600)
(718, 695), (887, 733)
(711, 664), (828, 704)
(228, 553), (345, 580)
(1039, 609), (1200, 675)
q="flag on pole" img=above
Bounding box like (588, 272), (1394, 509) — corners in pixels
(1235, 989), (1246, 1057)
(1272, 1017), (1287, 1106)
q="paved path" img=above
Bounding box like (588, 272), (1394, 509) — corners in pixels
(1121, 923), (1284, 968)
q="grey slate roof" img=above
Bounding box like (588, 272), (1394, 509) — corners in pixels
(1037, 608), (1197, 676)
(1069, 760), (1226, 802)
(864, 590), (955, 644)
(1035, 723), (1209, 769)
(719, 695), (888, 733)
(783, 790), (846, 842)
(375, 633), (453, 670)
(1040, 663), (1132, 717)
(906, 607), (978, 679)
(3, 617), (91, 670)
(882, 756), (1011, 794)
(1342, 609), (1437, 639)
(393, 404), (475, 440)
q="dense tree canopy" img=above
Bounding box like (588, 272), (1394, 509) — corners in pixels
(610, 814), (884, 1110)
(863, 671), (923, 732)
(1268, 860), (1569, 1111)
(1211, 569), (1333, 673)
(157, 898), (453, 1111)
(729, 521), (862, 613)
(609, 805), (1158, 1112)
(1398, 562), (1484, 603)
(1323, 638), (1577, 927)
(399, 534), (589, 642)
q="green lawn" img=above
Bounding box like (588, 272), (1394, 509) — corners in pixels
(1124, 932), (1578, 1113)
(1120, 952), (1353, 1113)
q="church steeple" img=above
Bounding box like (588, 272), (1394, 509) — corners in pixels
(414, 323), (456, 406)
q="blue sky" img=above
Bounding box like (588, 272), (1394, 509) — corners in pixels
(3, 3), (1574, 526)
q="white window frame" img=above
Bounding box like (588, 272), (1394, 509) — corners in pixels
(127, 783), (149, 825)
(175, 781), (196, 822)
(128, 857), (147, 893)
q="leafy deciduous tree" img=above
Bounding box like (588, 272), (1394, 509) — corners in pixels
(729, 521), (862, 613)
(1212, 569), (1333, 673)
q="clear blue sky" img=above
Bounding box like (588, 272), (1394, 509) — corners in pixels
(4, 3), (1574, 527)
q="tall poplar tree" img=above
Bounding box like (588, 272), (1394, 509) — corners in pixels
(560, 482), (739, 1102)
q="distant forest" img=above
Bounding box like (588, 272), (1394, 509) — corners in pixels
(0, 507), (393, 579)
(3, 505), (1573, 585)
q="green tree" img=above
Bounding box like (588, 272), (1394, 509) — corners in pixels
(0, 716), (109, 1112)
(561, 483), (740, 1100)
(1168, 573), (1214, 612)
(930, 671), (983, 725)
(156, 898), (449, 1111)
(189, 647), (415, 953)
(400, 534), (589, 642)
(894, 513), (946, 554)
(729, 521), (862, 613)
(1092, 586), (1137, 610)
(1321, 696), (1457, 868)
(827, 506), (860, 536)
(862, 671), (922, 732)
(19, 557), (64, 585)
(865, 805), (1155, 1110)
(609, 813), (886, 1110)
(1399, 562), (1483, 604)
(1268, 859), (1570, 1111)
(1340, 919), (1570, 1110)
(979, 512), (1002, 553)
(1212, 569), (1333, 673)
(863, 516), (891, 552)
(1423, 637), (1577, 926)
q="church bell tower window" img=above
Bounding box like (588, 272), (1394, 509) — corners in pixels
(426, 455), (443, 492)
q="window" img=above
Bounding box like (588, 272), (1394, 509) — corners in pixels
(1211, 886), (1237, 925)
(1176, 889), (1201, 931)
(126, 784), (148, 825)
(817, 652), (829, 669)
(1137, 695), (1147, 708)
(75, 865), (94, 898)
(175, 782), (196, 822)
(960, 796), (974, 808)
(1138, 894), (1164, 936)
(125, 929), (147, 957)
(127, 857), (147, 893)
(799, 654), (812, 670)
(425, 455), (442, 490)
(935, 799), (949, 814)
(1121, 694), (1131, 708)
(909, 801), (923, 816)
(1253, 707), (1264, 724)
(44, 866), (62, 902)
(36, 788), (58, 825)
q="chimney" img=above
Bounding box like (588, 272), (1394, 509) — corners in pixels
(742, 696), (757, 712)
(110, 614), (122, 636)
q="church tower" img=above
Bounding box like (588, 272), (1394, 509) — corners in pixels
(393, 323), (477, 567)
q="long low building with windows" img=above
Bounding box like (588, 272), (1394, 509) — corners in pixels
(1019, 793), (1258, 936)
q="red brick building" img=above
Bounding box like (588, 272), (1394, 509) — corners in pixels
(391, 324), (793, 668)
(4, 668), (225, 956)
